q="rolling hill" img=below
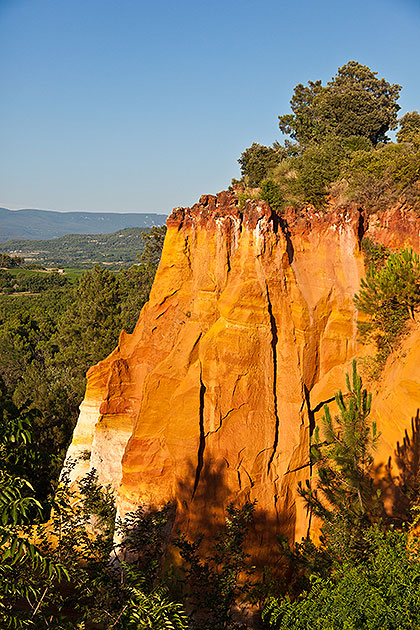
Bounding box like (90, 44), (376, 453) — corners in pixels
(1, 227), (154, 268)
(0, 207), (167, 242)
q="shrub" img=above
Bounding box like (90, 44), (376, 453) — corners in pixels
(260, 179), (284, 213)
(173, 501), (255, 630)
(354, 248), (420, 368)
(347, 143), (420, 210)
(238, 143), (285, 186)
(263, 527), (420, 630)
(360, 237), (390, 271)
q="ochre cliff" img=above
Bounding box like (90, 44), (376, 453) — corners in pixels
(65, 191), (420, 560)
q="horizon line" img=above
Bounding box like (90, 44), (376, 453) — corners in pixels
(0, 204), (168, 215)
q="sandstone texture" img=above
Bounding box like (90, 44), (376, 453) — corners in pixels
(65, 192), (420, 561)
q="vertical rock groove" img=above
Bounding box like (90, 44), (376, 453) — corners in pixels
(303, 384), (315, 436)
(266, 286), (279, 476)
(192, 363), (206, 498)
(279, 217), (294, 264)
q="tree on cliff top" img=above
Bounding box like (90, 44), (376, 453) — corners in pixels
(278, 61), (401, 146)
(397, 110), (420, 147)
(238, 142), (286, 186)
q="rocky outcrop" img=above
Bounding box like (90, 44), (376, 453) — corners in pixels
(65, 191), (420, 561)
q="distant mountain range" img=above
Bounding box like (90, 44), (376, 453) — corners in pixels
(0, 207), (167, 242)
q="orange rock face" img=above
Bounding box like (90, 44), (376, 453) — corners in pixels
(65, 191), (420, 561)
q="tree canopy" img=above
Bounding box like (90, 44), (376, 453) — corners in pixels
(238, 142), (285, 187)
(235, 62), (420, 211)
(278, 61), (401, 146)
(397, 110), (420, 146)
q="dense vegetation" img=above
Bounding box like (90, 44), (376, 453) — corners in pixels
(235, 61), (420, 212)
(1, 227), (154, 269)
(0, 226), (166, 511)
(0, 253), (25, 268)
(0, 269), (71, 294)
(1, 453), (255, 629)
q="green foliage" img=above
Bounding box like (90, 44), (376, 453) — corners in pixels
(174, 501), (255, 630)
(260, 180), (283, 212)
(237, 62), (420, 210)
(139, 225), (167, 268)
(299, 362), (378, 556)
(238, 143), (285, 187)
(278, 79), (325, 147)
(116, 504), (172, 592)
(291, 138), (348, 206)
(235, 188), (262, 210)
(0, 227), (156, 270)
(0, 463), (69, 627)
(360, 237), (390, 271)
(118, 566), (188, 630)
(278, 61), (401, 147)
(0, 268), (70, 295)
(118, 265), (152, 333)
(262, 367), (420, 630)
(0, 463), (188, 629)
(354, 248), (420, 368)
(118, 224), (167, 332)
(0, 253), (25, 268)
(263, 527), (420, 630)
(0, 225), (166, 515)
(0, 394), (59, 509)
(397, 110), (420, 147)
(345, 142), (420, 210)
(57, 265), (122, 374)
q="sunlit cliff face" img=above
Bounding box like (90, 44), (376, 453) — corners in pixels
(65, 190), (420, 562)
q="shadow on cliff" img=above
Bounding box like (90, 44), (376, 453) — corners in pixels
(374, 408), (420, 524)
(170, 456), (295, 574)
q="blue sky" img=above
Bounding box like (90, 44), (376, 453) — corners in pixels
(1, 0), (420, 214)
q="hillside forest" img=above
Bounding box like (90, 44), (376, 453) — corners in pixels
(0, 228), (154, 269)
(3, 61), (420, 629)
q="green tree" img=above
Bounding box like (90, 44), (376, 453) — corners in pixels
(119, 225), (167, 333)
(57, 265), (122, 377)
(279, 61), (401, 147)
(278, 80), (325, 147)
(299, 361), (378, 559)
(0, 389), (59, 509)
(360, 237), (390, 270)
(0, 422), (69, 627)
(397, 110), (420, 146)
(0, 235), (167, 506)
(1, 463), (187, 629)
(354, 248), (420, 366)
(291, 138), (347, 206)
(174, 502), (255, 630)
(0, 253), (25, 268)
(238, 142), (286, 186)
(139, 225), (167, 268)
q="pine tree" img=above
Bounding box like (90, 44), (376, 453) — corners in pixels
(299, 361), (379, 553)
(354, 248), (420, 366)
